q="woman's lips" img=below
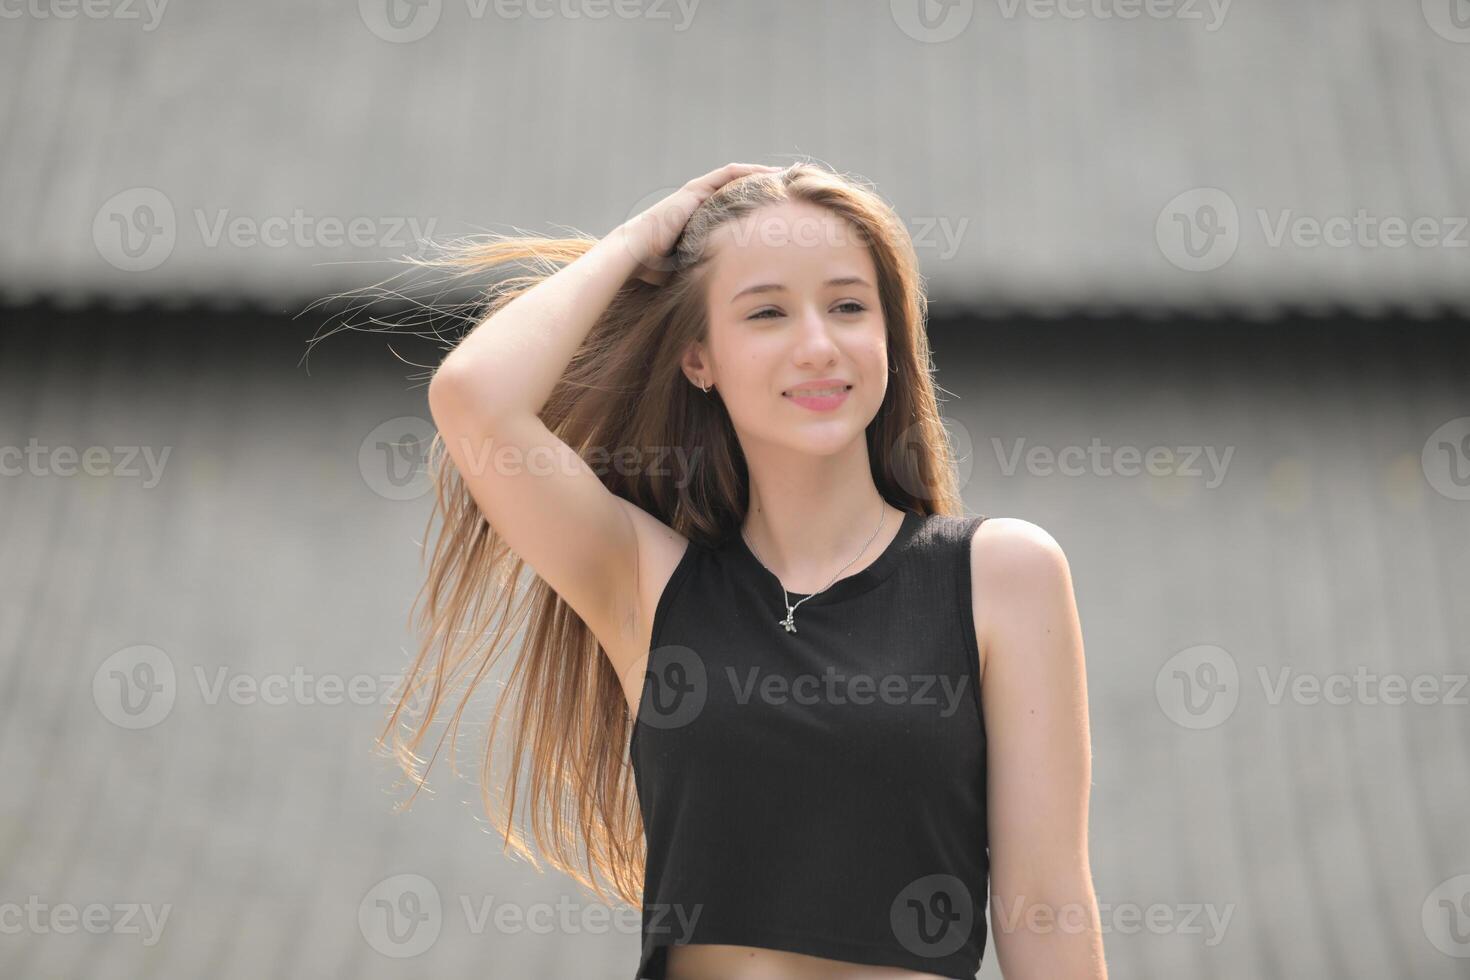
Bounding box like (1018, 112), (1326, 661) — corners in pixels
(782, 384), (852, 412)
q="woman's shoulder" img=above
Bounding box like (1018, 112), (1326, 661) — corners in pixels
(968, 515), (1070, 588)
(966, 516), (1076, 657)
(916, 512), (1065, 563)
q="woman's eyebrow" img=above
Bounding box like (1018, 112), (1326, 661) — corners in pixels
(729, 276), (873, 304)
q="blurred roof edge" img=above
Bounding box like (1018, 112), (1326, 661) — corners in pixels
(5, 287), (1466, 328)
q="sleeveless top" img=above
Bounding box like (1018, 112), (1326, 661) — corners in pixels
(629, 510), (991, 979)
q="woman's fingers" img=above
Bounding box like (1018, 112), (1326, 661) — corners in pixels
(626, 163), (786, 286)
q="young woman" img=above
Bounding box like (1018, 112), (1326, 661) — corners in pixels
(383, 162), (1106, 979)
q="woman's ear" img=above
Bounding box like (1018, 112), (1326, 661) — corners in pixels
(679, 340), (710, 385)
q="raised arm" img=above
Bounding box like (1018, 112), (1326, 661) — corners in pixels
(426, 227), (649, 658)
(426, 163), (780, 674)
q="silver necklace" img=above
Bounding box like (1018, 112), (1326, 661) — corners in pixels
(741, 502), (888, 634)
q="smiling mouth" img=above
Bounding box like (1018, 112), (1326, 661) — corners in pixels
(783, 385), (853, 397)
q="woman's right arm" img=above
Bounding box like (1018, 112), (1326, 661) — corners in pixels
(426, 226), (651, 656)
(425, 163), (778, 664)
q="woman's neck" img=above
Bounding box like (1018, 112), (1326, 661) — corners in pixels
(741, 448), (904, 593)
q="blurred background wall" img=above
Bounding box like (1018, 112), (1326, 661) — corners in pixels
(2, 2), (1468, 978)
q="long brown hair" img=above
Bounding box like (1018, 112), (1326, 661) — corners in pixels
(365, 161), (965, 909)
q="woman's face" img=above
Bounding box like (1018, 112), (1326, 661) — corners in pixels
(694, 201), (889, 457)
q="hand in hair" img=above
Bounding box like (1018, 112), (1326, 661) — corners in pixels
(618, 161), (784, 287)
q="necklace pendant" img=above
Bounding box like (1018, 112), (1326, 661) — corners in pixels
(780, 610), (797, 633)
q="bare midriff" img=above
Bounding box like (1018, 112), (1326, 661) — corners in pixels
(665, 943), (956, 980)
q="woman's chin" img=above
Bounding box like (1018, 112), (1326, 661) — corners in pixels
(773, 425), (867, 457)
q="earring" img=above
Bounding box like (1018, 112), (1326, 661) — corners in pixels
(698, 379), (711, 394)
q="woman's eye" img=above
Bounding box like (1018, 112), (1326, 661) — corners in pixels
(748, 302), (865, 320)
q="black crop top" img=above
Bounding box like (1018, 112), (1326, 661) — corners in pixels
(629, 510), (991, 979)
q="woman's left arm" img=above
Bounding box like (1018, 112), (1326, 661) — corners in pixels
(971, 518), (1107, 979)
